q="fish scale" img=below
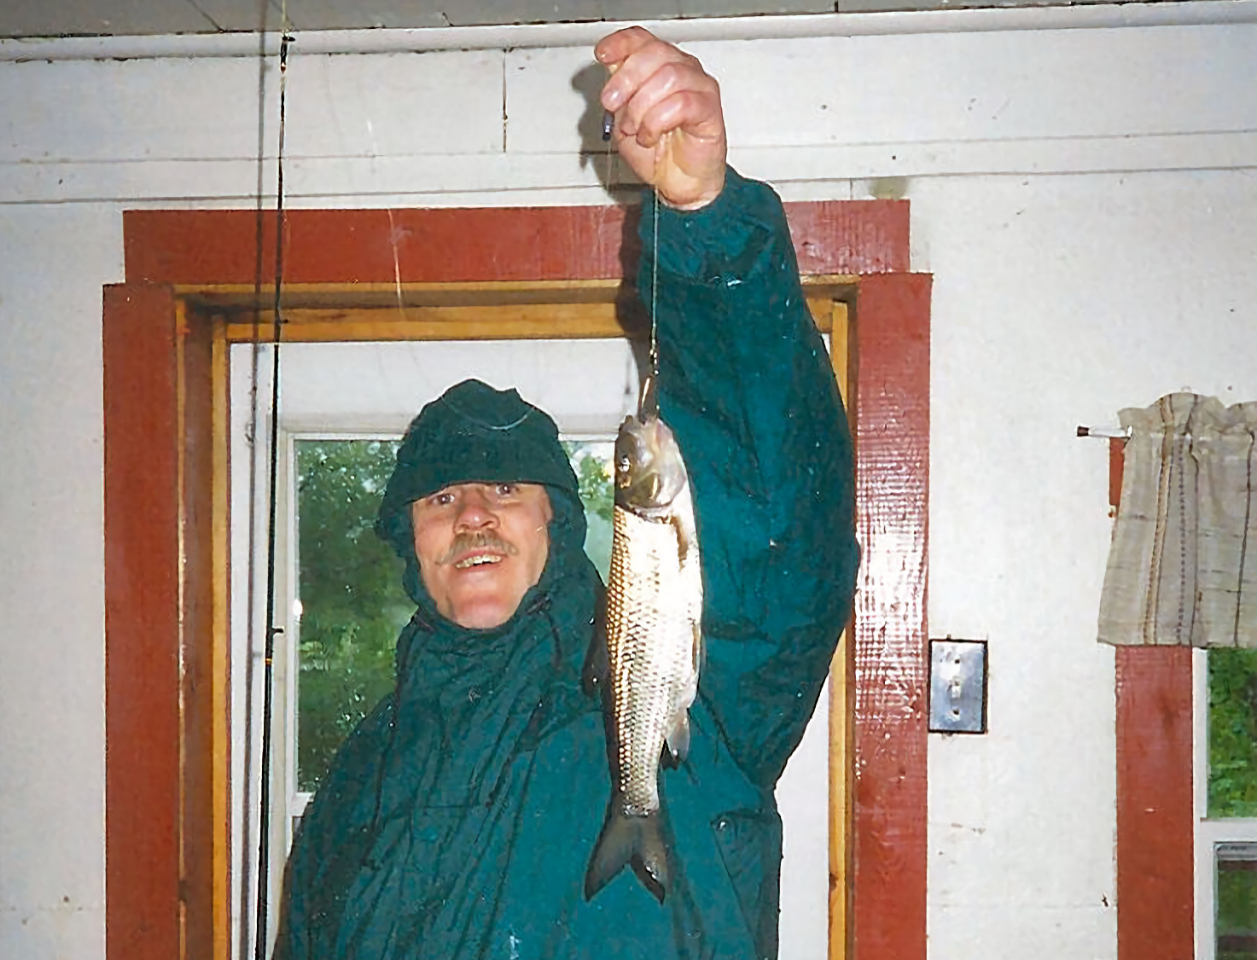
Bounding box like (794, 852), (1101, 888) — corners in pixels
(607, 504), (699, 818)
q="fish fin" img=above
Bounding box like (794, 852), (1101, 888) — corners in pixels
(633, 814), (669, 903)
(585, 804), (669, 904)
(663, 715), (690, 767)
(585, 801), (636, 902)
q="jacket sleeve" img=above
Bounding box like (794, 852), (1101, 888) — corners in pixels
(642, 167), (860, 788)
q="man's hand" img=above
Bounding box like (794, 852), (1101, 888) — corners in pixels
(595, 27), (727, 211)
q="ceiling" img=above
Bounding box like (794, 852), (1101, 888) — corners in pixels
(10, 0), (1188, 40)
(4, 0), (1231, 47)
(0, 1), (851, 38)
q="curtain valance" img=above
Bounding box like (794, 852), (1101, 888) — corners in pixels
(1098, 393), (1257, 648)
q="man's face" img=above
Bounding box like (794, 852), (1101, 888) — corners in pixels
(411, 482), (553, 630)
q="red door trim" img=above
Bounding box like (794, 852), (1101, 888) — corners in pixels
(122, 201), (910, 285)
(105, 197), (926, 960)
(103, 284), (182, 959)
(849, 273), (931, 958)
(1109, 441), (1195, 960)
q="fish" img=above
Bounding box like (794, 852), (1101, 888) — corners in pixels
(584, 410), (703, 904)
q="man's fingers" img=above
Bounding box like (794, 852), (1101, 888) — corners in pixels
(594, 25), (657, 70)
(609, 58), (717, 135)
(628, 88), (721, 150)
(599, 36), (699, 114)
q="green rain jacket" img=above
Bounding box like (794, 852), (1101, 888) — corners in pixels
(280, 168), (859, 960)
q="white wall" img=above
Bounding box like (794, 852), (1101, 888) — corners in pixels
(921, 167), (1256, 956)
(1, 8), (1254, 959)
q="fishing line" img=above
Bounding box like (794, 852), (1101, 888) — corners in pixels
(650, 185), (659, 397)
(640, 147), (662, 419)
(253, 5), (293, 958)
(364, 116), (407, 320)
(607, 106), (662, 419)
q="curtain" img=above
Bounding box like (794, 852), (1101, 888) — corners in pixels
(1098, 393), (1257, 648)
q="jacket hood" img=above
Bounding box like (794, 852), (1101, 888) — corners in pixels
(372, 380), (603, 796)
(375, 378), (590, 615)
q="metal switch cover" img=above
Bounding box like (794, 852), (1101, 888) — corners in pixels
(929, 639), (988, 734)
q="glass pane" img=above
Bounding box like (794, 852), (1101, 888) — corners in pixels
(1218, 843), (1257, 960)
(1209, 649), (1257, 818)
(564, 439), (615, 583)
(295, 439), (409, 793)
(295, 436), (616, 793)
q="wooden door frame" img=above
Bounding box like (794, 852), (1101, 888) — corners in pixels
(103, 199), (931, 960)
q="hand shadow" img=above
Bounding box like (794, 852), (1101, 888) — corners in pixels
(570, 60), (652, 360)
(571, 61), (641, 199)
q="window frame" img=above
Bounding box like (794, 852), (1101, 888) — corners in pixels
(242, 316), (849, 957)
(1194, 648), (1257, 960)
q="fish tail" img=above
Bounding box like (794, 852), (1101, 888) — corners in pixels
(584, 800), (669, 904)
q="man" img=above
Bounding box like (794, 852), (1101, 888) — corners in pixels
(280, 26), (858, 960)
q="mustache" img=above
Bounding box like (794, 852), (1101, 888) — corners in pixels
(437, 531), (519, 566)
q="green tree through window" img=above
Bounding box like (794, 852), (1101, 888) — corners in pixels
(1210, 648), (1257, 819)
(295, 440), (409, 793)
(1208, 648), (1257, 960)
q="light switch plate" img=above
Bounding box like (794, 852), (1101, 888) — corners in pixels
(929, 639), (988, 734)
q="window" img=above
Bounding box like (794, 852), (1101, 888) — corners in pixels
(229, 338), (641, 958)
(291, 437), (408, 799)
(1197, 648), (1257, 960)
